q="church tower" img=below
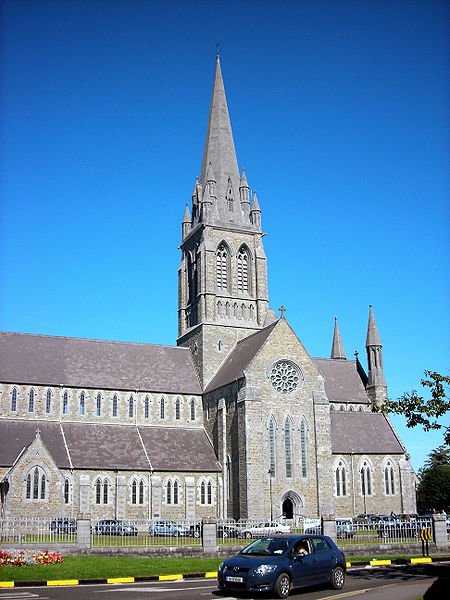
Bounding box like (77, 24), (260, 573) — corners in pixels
(177, 57), (269, 385)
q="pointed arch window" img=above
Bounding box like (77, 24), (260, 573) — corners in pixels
(237, 247), (249, 293)
(46, 389), (52, 414)
(268, 417), (276, 477)
(28, 389), (35, 413)
(216, 244), (228, 290)
(166, 480), (172, 504)
(139, 480), (144, 504)
(384, 462), (395, 495)
(284, 418), (293, 478)
(96, 393), (102, 417)
(360, 461), (372, 496)
(173, 480), (179, 504)
(335, 460), (347, 496)
(200, 480), (206, 504)
(63, 391), (69, 415)
(128, 395), (134, 418)
(79, 392), (85, 416)
(11, 387), (18, 412)
(160, 397), (165, 419)
(95, 478), (109, 504)
(144, 395), (150, 419)
(26, 466), (46, 500)
(132, 479), (138, 504)
(174, 397), (180, 420)
(112, 394), (118, 417)
(64, 478), (71, 504)
(207, 481), (212, 504)
(300, 419), (308, 478)
(190, 398), (196, 421)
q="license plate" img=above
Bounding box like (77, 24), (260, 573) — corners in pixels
(226, 576), (244, 583)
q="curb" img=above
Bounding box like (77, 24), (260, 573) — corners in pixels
(1, 558), (448, 588)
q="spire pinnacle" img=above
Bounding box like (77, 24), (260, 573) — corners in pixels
(331, 317), (346, 359)
(366, 304), (382, 347)
(199, 57), (240, 219)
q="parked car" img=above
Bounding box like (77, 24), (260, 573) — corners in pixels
(94, 519), (138, 536)
(217, 523), (239, 539)
(148, 519), (190, 537)
(355, 513), (379, 524)
(336, 518), (355, 539)
(240, 521), (291, 539)
(218, 534), (346, 598)
(377, 519), (418, 539)
(50, 518), (77, 534)
(189, 522), (202, 538)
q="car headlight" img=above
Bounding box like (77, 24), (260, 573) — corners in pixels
(253, 564), (278, 576)
(218, 562), (225, 572)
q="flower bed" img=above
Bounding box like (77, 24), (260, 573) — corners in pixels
(0, 549), (64, 566)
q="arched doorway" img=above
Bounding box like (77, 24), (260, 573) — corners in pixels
(282, 497), (293, 519)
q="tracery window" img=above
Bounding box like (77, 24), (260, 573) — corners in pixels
(26, 467), (46, 500)
(237, 247), (249, 293)
(284, 418), (293, 478)
(300, 419), (308, 478)
(11, 387), (18, 412)
(79, 392), (85, 416)
(28, 388), (35, 413)
(384, 462), (395, 495)
(360, 461), (373, 496)
(95, 477), (109, 505)
(131, 479), (145, 505)
(63, 391), (69, 415)
(335, 460), (347, 496)
(190, 398), (196, 421)
(46, 389), (52, 414)
(96, 393), (102, 417)
(216, 244), (228, 290)
(270, 361), (301, 394)
(268, 417), (276, 477)
(112, 394), (118, 417)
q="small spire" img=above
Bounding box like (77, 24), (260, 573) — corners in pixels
(366, 304), (382, 347)
(331, 317), (346, 359)
(251, 190), (260, 211)
(182, 203), (191, 223)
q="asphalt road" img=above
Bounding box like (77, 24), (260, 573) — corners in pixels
(1, 562), (448, 600)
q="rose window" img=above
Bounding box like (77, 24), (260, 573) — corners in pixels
(270, 360), (301, 394)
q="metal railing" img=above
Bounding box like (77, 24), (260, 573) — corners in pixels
(0, 516), (77, 545)
(91, 518), (202, 547)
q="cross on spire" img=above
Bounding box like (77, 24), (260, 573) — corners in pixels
(279, 305), (287, 319)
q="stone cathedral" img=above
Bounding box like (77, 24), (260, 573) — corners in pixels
(0, 58), (416, 522)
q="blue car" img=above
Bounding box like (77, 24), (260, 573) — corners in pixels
(218, 534), (346, 598)
(148, 519), (190, 537)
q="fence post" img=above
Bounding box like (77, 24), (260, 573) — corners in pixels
(321, 515), (336, 542)
(202, 519), (217, 553)
(432, 514), (447, 550)
(76, 516), (91, 549)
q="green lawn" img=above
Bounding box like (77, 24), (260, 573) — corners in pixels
(0, 556), (223, 582)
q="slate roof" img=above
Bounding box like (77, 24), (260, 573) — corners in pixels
(330, 411), (404, 454)
(205, 321), (278, 392)
(0, 420), (221, 472)
(0, 332), (201, 394)
(314, 358), (369, 404)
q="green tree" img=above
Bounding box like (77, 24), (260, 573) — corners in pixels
(382, 371), (450, 445)
(416, 463), (450, 513)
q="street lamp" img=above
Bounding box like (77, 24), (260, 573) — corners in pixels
(268, 469), (273, 520)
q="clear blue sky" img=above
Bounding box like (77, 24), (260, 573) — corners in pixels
(1, 0), (448, 472)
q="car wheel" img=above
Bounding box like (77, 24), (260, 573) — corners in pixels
(274, 573), (291, 599)
(330, 566), (345, 590)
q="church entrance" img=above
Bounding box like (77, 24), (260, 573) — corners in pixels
(282, 498), (293, 519)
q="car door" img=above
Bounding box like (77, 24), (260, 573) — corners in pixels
(309, 537), (334, 583)
(290, 539), (316, 587)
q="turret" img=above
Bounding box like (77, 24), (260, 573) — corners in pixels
(239, 169), (250, 215)
(365, 305), (387, 408)
(182, 203), (191, 239)
(250, 191), (262, 230)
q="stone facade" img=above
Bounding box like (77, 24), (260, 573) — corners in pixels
(0, 57), (417, 523)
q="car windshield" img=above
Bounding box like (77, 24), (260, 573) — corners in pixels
(240, 537), (290, 556)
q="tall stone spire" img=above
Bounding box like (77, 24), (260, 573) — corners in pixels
(330, 317), (346, 359)
(365, 305), (387, 408)
(199, 56), (244, 224)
